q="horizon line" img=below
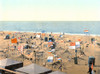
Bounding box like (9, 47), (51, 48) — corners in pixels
(0, 20), (100, 22)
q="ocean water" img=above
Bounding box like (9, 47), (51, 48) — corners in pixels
(0, 21), (100, 35)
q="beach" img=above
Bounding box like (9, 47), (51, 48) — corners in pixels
(0, 31), (100, 74)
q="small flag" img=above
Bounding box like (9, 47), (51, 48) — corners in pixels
(42, 33), (45, 36)
(91, 63), (93, 70)
(75, 42), (80, 48)
(48, 51), (52, 54)
(70, 42), (75, 46)
(36, 35), (40, 38)
(48, 40), (53, 47)
(78, 39), (81, 41)
(57, 58), (61, 61)
(84, 30), (89, 33)
(18, 45), (23, 54)
(69, 42), (75, 49)
(47, 56), (53, 62)
(11, 38), (17, 43)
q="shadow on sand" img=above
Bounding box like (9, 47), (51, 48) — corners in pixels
(94, 65), (100, 67)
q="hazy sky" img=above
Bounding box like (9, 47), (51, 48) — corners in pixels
(0, 0), (100, 21)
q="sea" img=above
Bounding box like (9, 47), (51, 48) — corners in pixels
(0, 21), (100, 36)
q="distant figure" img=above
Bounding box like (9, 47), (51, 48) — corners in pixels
(5, 34), (10, 39)
(91, 38), (95, 44)
(14, 46), (16, 49)
(30, 36), (32, 39)
(17, 42), (19, 45)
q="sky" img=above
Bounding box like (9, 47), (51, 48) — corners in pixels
(0, 0), (100, 21)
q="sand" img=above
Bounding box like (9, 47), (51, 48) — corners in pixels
(0, 31), (100, 74)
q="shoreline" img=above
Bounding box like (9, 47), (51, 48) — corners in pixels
(0, 30), (100, 37)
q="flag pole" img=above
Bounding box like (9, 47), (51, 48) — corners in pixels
(34, 51), (36, 63)
(23, 46), (24, 62)
(74, 48), (78, 64)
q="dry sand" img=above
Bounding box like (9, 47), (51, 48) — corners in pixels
(0, 31), (100, 74)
